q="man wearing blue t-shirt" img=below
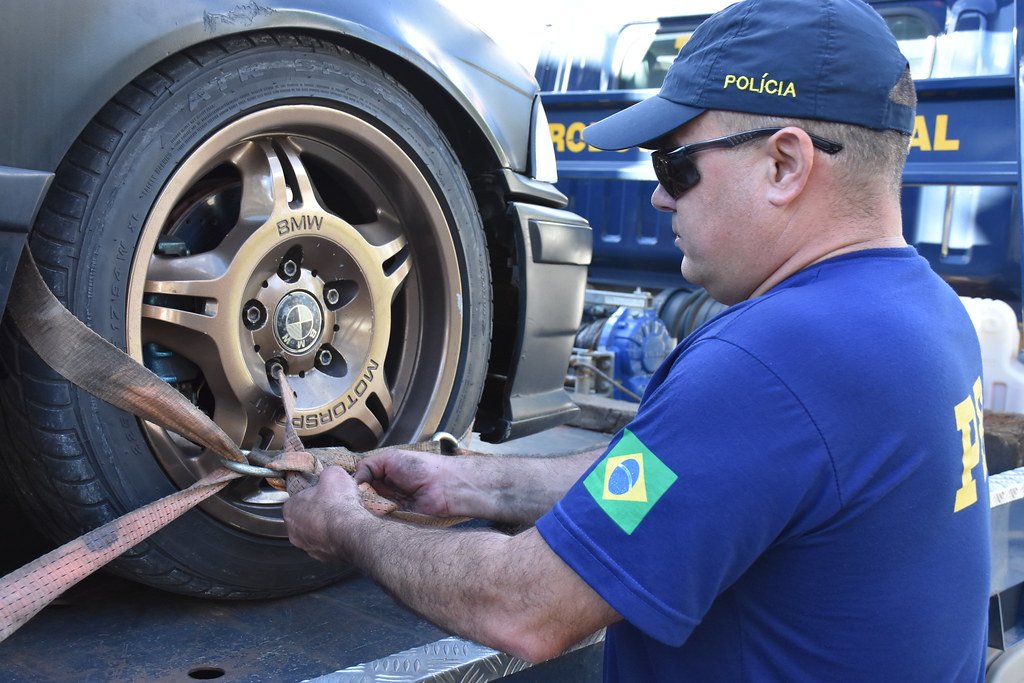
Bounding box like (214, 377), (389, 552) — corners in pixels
(283, 0), (991, 679)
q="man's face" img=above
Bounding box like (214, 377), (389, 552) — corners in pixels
(650, 115), (774, 306)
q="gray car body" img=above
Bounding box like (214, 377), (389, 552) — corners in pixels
(0, 0), (591, 440)
(0, 0), (536, 173)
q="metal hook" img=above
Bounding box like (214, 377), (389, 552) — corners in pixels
(221, 458), (278, 478)
(431, 431), (460, 454)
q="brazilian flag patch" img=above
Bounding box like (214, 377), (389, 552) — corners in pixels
(584, 429), (677, 534)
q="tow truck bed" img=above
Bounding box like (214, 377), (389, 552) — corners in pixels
(2, 572), (604, 682)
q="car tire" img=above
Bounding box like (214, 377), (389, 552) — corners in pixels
(0, 33), (491, 597)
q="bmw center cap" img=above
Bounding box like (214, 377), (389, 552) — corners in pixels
(275, 290), (324, 353)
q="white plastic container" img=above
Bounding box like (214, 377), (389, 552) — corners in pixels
(959, 297), (1024, 413)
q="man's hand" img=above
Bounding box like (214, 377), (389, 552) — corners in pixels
(355, 449), (456, 517)
(357, 446), (606, 524)
(282, 465), (373, 565)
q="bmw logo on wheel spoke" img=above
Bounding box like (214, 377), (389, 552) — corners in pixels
(275, 290), (323, 353)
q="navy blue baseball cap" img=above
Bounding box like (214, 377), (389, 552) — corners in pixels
(584, 0), (914, 150)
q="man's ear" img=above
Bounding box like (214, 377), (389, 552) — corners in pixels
(764, 127), (814, 207)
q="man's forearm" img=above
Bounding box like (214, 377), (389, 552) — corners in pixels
(448, 448), (603, 525)
(337, 512), (616, 662)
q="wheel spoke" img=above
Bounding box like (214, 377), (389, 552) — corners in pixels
(350, 217), (401, 246)
(142, 303), (218, 338)
(371, 234), (411, 300)
(385, 257), (411, 300)
(142, 299), (231, 397)
(355, 379), (393, 441)
(144, 253), (227, 300)
(141, 311), (274, 448)
(372, 233), (408, 264)
(232, 140), (287, 224)
(279, 137), (325, 211)
(331, 311), (377, 363)
(374, 383), (394, 420)
(210, 381), (278, 447)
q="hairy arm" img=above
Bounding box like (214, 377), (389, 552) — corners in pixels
(356, 447), (603, 525)
(284, 466), (621, 663)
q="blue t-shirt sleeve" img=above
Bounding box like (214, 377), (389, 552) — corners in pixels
(536, 338), (843, 646)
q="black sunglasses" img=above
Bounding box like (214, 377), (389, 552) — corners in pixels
(651, 127), (844, 198)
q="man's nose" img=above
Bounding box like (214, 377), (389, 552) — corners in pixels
(651, 183), (675, 212)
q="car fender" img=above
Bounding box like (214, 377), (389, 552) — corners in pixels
(0, 0), (536, 174)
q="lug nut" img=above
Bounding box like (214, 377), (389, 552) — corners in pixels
(325, 287), (340, 306)
(243, 301), (265, 328)
(281, 259), (299, 279)
(267, 359), (287, 383)
(317, 349), (333, 367)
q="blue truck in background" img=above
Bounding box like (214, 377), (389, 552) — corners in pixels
(539, 0), (1021, 334)
(537, 0), (1024, 678)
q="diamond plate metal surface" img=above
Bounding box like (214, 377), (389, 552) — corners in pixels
(306, 630), (605, 682)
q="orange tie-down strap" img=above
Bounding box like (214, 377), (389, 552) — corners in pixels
(0, 249), (469, 643)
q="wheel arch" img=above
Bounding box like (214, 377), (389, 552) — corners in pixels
(317, 31), (506, 180)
